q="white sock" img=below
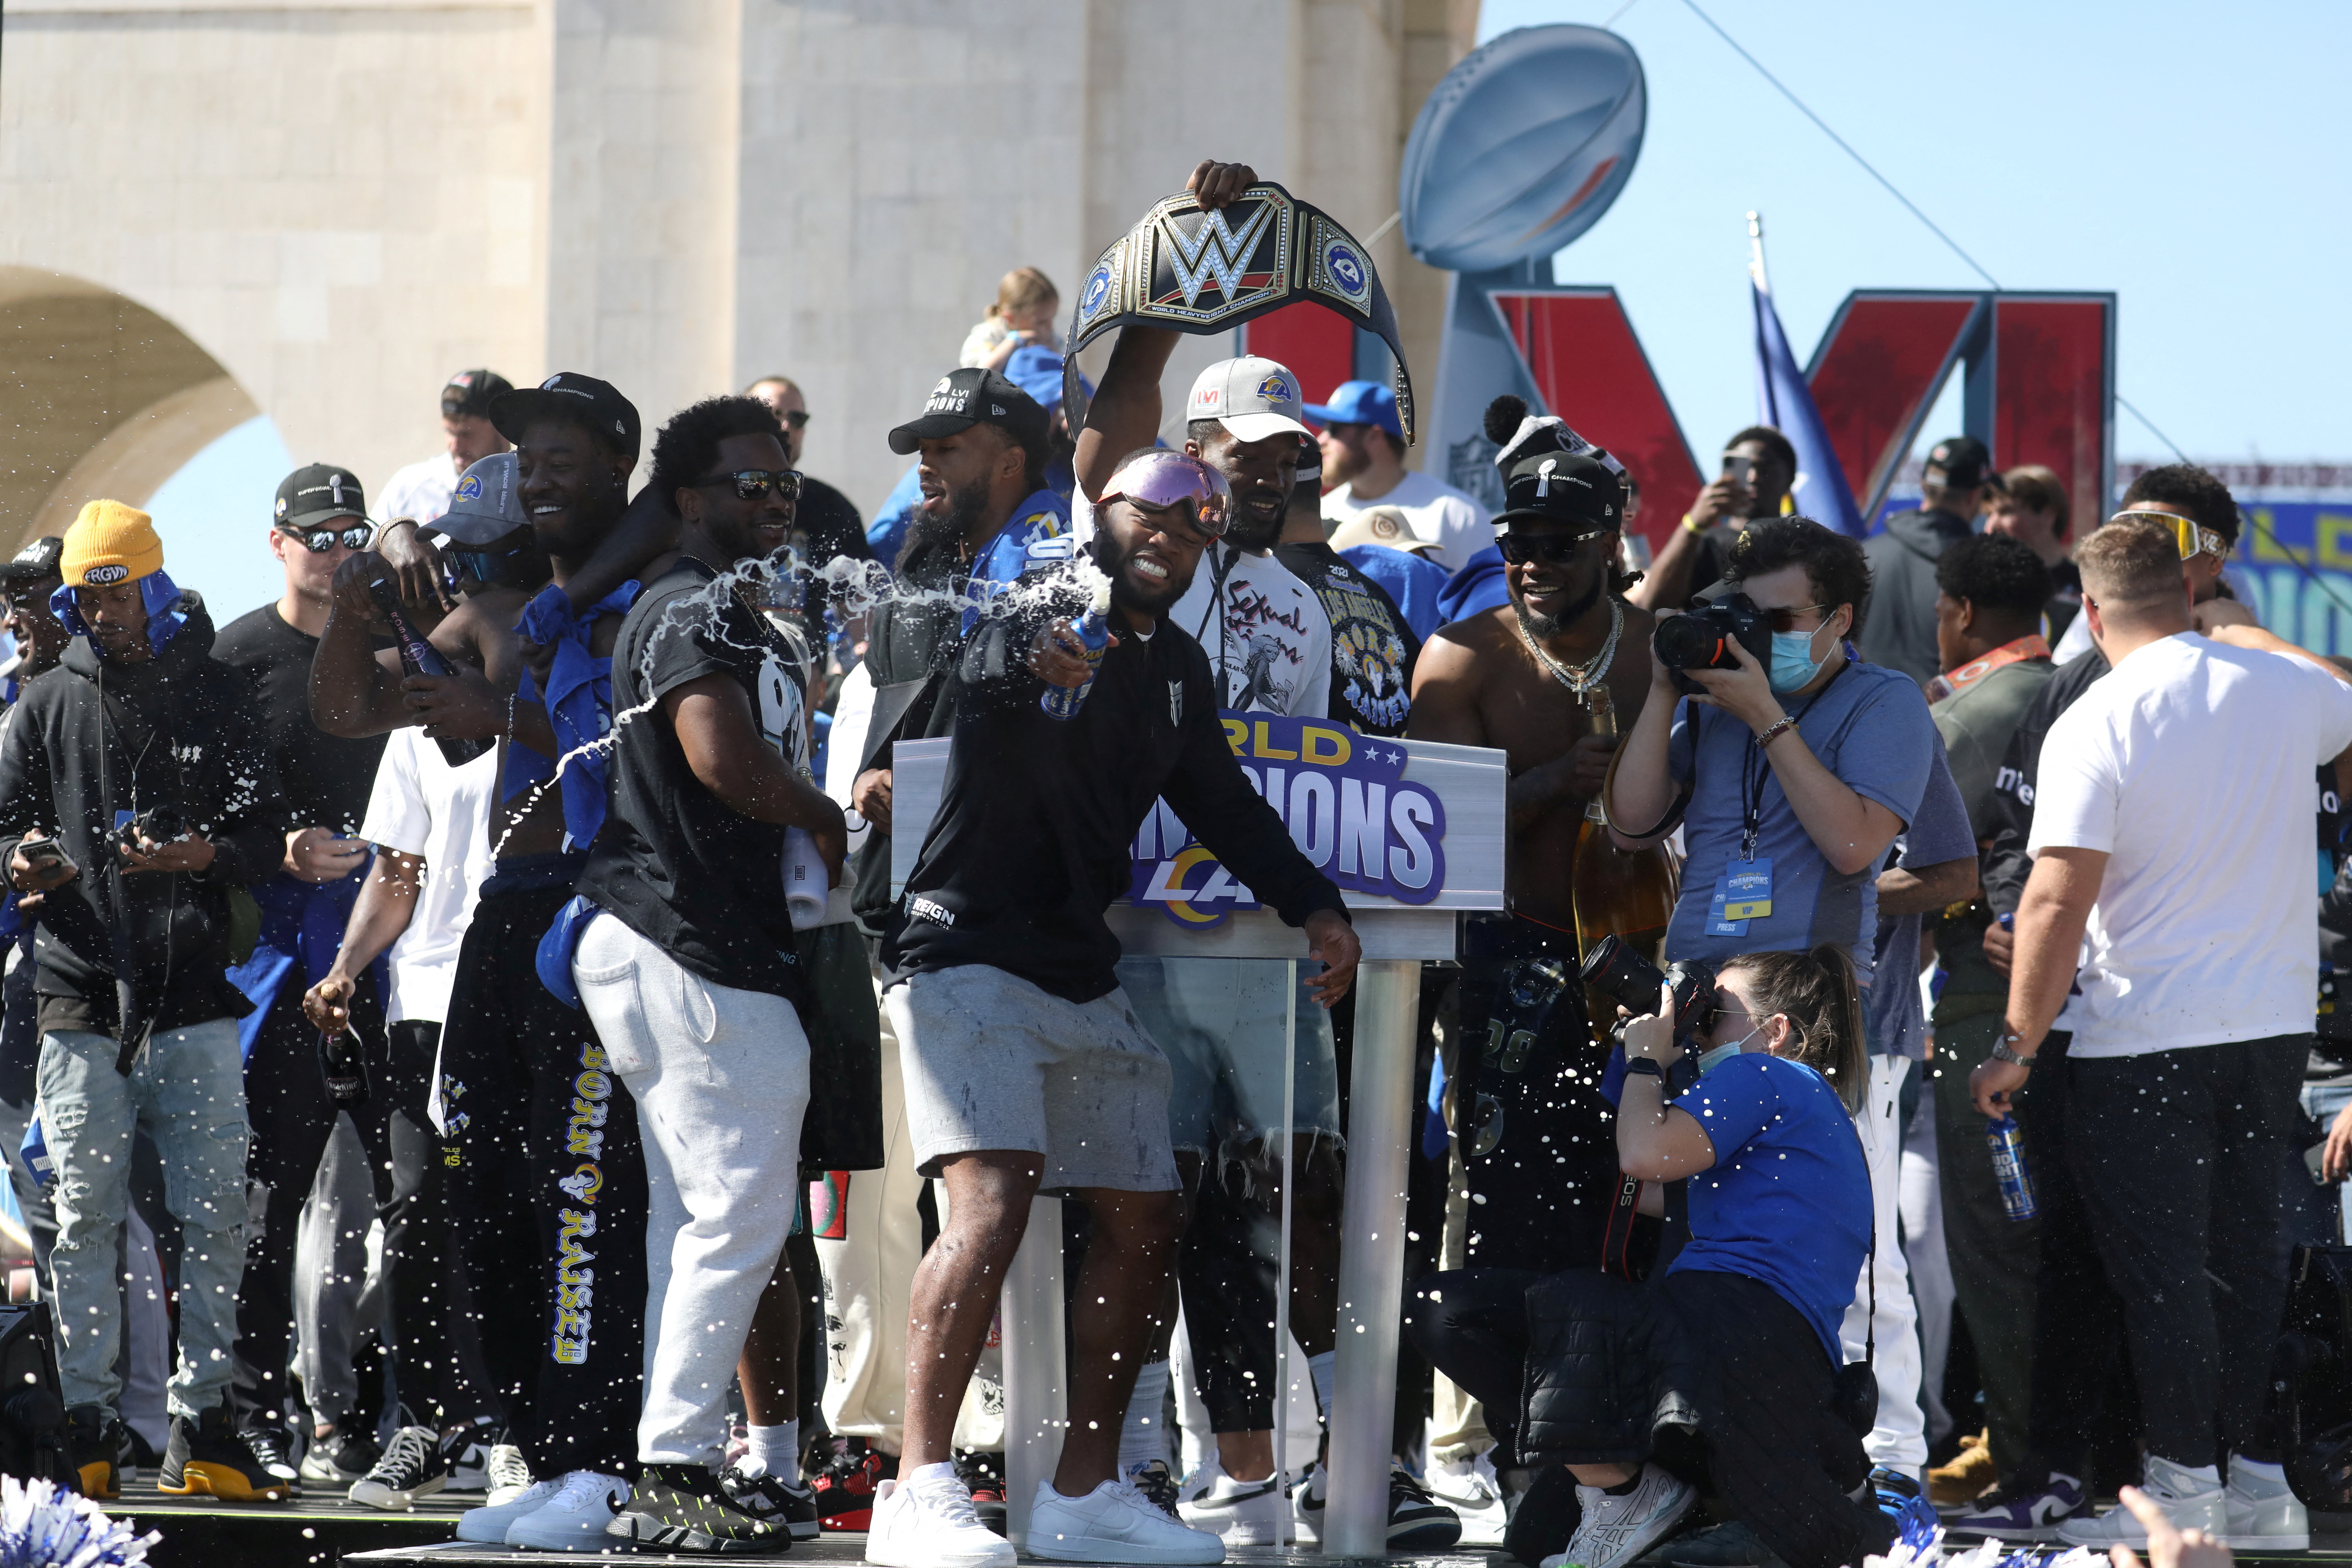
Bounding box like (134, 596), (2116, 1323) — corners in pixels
(1308, 1351), (1337, 1422)
(1120, 1361), (1170, 1474)
(741, 1421), (797, 1481)
(910, 1460), (957, 1487)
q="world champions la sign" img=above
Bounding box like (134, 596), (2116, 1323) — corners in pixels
(1132, 713), (1447, 929)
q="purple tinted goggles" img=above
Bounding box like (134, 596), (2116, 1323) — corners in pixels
(1098, 450), (1232, 539)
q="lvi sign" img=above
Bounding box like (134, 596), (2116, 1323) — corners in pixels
(1131, 713), (1448, 929)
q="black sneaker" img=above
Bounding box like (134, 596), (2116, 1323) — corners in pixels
(614, 1461), (793, 1554)
(238, 1418), (302, 1490)
(953, 1448), (1009, 1535)
(1388, 1463), (1463, 1549)
(66, 1405), (125, 1499)
(1128, 1457), (1182, 1519)
(298, 1427), (379, 1485)
(350, 1424), (448, 1511)
(719, 1462), (820, 1541)
(160, 1405), (294, 1501)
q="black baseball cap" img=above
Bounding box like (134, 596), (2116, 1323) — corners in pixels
(1924, 435), (2004, 493)
(274, 464), (370, 531)
(0, 537), (64, 588)
(888, 368), (1048, 459)
(491, 372), (642, 463)
(441, 368), (515, 421)
(1493, 450), (1625, 531)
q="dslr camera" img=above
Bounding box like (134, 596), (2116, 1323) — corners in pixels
(1580, 934), (1718, 1051)
(114, 805), (187, 853)
(1652, 591), (1772, 696)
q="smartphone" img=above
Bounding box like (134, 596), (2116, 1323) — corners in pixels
(20, 840), (73, 878)
(1722, 453), (1755, 489)
(2305, 1140), (2342, 1187)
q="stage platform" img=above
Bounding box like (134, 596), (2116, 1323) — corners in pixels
(95, 1476), (2352, 1568)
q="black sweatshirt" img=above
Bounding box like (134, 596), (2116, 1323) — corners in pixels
(883, 606), (1347, 1002)
(0, 596), (289, 1054)
(1978, 648), (2109, 917)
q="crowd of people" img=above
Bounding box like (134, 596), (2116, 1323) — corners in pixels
(0, 158), (2344, 1568)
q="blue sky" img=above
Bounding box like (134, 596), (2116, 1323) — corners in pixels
(1476, 0), (2350, 468)
(143, 415), (294, 626)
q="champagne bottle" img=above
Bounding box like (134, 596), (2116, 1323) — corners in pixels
(368, 579), (492, 766)
(1570, 689), (1678, 965)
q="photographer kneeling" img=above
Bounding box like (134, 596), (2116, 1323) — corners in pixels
(1407, 950), (1885, 1568)
(1606, 517), (1942, 1494)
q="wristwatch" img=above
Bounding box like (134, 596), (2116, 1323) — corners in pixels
(1623, 1056), (1665, 1078)
(1989, 1035), (2037, 1067)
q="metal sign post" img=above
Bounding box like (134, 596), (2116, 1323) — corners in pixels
(895, 723), (1506, 1559)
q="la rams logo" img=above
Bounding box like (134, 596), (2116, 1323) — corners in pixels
(455, 472), (484, 502)
(83, 564), (129, 585)
(1323, 240), (1368, 303)
(1255, 371), (1295, 405)
(274, 496), (289, 518)
(1080, 259), (1115, 324)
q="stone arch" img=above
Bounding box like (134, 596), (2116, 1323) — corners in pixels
(0, 268), (259, 553)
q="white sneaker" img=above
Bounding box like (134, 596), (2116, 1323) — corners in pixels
(1290, 1464), (1326, 1544)
(1426, 1451), (1511, 1545)
(504, 1468), (631, 1551)
(864, 1474), (1016, 1568)
(441, 1418), (498, 1492)
(457, 1476), (560, 1544)
(2057, 1458), (2226, 1548)
(1029, 1476), (1225, 1564)
(1541, 1465), (1696, 1568)
(1176, 1458), (1283, 1544)
(2225, 1458), (2310, 1550)
(485, 1442), (534, 1506)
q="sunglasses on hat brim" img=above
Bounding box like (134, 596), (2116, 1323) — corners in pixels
(1099, 452), (1232, 541)
(2110, 507), (2228, 562)
(280, 520), (373, 553)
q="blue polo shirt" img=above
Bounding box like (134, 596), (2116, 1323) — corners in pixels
(1671, 1051), (1872, 1361)
(1665, 657), (1938, 983)
(1865, 746), (1974, 1058)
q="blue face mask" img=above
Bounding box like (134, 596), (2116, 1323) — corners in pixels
(1769, 622), (1832, 693)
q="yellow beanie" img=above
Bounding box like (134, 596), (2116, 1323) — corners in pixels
(61, 500), (164, 587)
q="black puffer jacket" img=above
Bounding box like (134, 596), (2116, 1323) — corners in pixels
(1517, 1269), (1700, 1469)
(0, 594), (290, 1066)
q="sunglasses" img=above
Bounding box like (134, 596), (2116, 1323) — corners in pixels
(2111, 507), (2227, 562)
(698, 469), (803, 504)
(1496, 530), (1606, 566)
(1757, 602), (1834, 634)
(282, 523), (372, 553)
(1098, 451), (1233, 542)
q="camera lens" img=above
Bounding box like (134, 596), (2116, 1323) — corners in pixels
(1652, 616), (1722, 671)
(1578, 933), (1666, 1019)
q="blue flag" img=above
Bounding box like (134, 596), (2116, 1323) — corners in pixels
(1751, 272), (1866, 538)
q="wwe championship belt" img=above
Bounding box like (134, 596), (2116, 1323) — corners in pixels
(1063, 181), (1415, 442)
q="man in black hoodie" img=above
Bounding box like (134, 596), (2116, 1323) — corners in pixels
(0, 501), (291, 1502)
(1860, 435), (2003, 687)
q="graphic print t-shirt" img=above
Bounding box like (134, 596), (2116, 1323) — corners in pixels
(578, 556), (811, 1002)
(1273, 541), (1420, 736)
(1167, 545), (1332, 719)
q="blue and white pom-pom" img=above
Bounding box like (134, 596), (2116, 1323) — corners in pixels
(1863, 1498), (2106, 1568)
(0, 1476), (158, 1568)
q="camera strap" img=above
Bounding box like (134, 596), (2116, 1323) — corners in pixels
(1737, 657), (1848, 860)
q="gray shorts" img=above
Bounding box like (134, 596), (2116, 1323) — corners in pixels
(887, 965), (1179, 1194)
(1114, 955), (1344, 1158)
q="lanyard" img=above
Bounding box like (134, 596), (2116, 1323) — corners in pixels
(1736, 657), (1847, 861)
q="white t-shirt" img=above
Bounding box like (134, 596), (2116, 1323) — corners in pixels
(1322, 469), (1490, 570)
(2031, 634), (2352, 1056)
(1167, 545), (1332, 719)
(378, 450), (460, 526)
(360, 727), (499, 1024)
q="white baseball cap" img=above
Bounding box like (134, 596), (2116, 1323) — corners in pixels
(1185, 356), (1313, 445)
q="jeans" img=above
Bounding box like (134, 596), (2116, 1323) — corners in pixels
(573, 911), (810, 1469)
(41, 1020), (248, 1418)
(2067, 1033), (2305, 1468)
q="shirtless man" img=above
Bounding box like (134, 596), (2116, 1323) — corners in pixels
(1406, 430), (1656, 1278)
(309, 374), (658, 1550)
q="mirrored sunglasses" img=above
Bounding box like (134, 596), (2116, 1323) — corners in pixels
(282, 522), (372, 553)
(699, 469), (804, 504)
(1099, 451), (1233, 541)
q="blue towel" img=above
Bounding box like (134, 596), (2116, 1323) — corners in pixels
(226, 867), (382, 1066)
(49, 568), (188, 657)
(505, 581), (639, 853)
(535, 894), (600, 1011)
(1338, 544), (1452, 643)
